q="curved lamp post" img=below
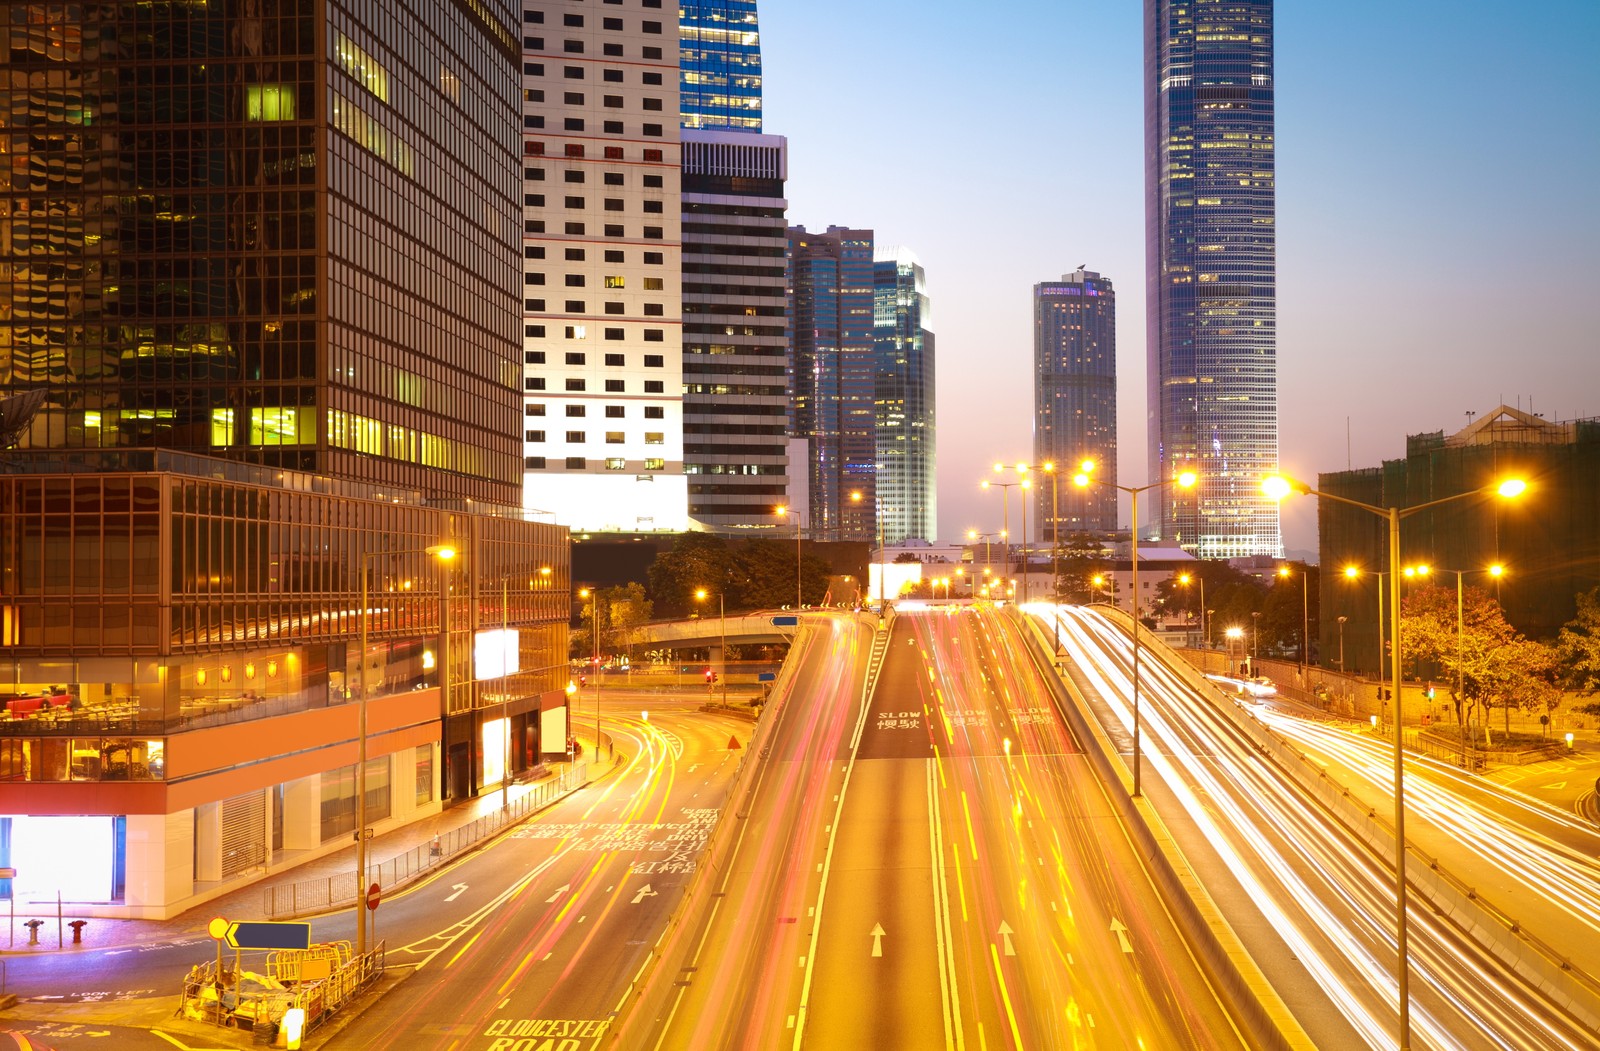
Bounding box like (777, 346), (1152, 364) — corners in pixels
(1074, 462), (1198, 797)
(774, 505), (805, 610)
(1265, 472), (1525, 1050)
(980, 478), (1026, 601)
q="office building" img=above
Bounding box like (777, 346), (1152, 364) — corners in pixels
(1145, 0), (1281, 557)
(1034, 270), (1118, 536)
(0, 0), (570, 918)
(787, 226), (877, 543)
(680, 132), (791, 530)
(520, 2), (688, 532)
(874, 248), (937, 544)
(1319, 406), (1600, 674)
(681, 0), (763, 131)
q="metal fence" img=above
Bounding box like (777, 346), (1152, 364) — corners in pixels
(264, 762), (588, 918)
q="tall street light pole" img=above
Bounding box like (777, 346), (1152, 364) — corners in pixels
(1277, 564), (1310, 678)
(980, 479), (1023, 601)
(1343, 565), (1391, 680)
(1178, 572), (1206, 652)
(579, 587), (605, 759)
(1265, 472), (1526, 1051)
(357, 542), (456, 959)
(1337, 615), (1348, 673)
(993, 462), (1061, 604)
(1435, 564), (1505, 765)
(776, 505), (804, 610)
(1074, 462), (1198, 797)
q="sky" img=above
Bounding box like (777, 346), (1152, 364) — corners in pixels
(758, 1), (1600, 560)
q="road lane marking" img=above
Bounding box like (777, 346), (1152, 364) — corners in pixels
(998, 921), (1015, 957)
(445, 929), (483, 968)
(545, 883), (571, 903)
(445, 882), (469, 902)
(870, 923), (886, 957)
(928, 758), (965, 1050)
(498, 950), (537, 995)
(989, 943), (1025, 1049)
(1109, 918), (1133, 954)
(631, 884), (658, 904)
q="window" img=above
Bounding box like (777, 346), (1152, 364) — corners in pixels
(643, 303), (664, 316)
(566, 379), (586, 392)
(604, 335), (624, 347)
(606, 432), (625, 444)
(604, 198), (624, 211)
(644, 457), (665, 471)
(603, 69), (624, 83)
(525, 296), (546, 308)
(642, 124), (662, 137)
(527, 377), (546, 390)
(643, 277), (664, 290)
(523, 62), (545, 75)
(563, 13), (583, 26)
(564, 144), (584, 157)
(565, 353), (586, 366)
(565, 404), (586, 416)
(565, 457), (586, 469)
(605, 406), (625, 418)
(564, 40), (584, 54)
(642, 97), (662, 111)
(603, 172), (624, 185)
(565, 301), (586, 313)
(564, 325), (586, 338)
(644, 251), (664, 264)
(527, 167), (546, 180)
(565, 247), (585, 260)
(525, 273), (546, 285)
(563, 66), (584, 79)
(524, 324), (546, 337)
(642, 21), (662, 34)
(525, 36), (544, 49)
(564, 92), (584, 105)
(605, 379), (625, 392)
(523, 193), (545, 206)
(643, 72), (663, 86)
(606, 457), (626, 470)
(643, 149), (663, 162)
(643, 174), (663, 188)
(524, 246), (546, 259)
(564, 118), (585, 132)
(643, 200), (663, 213)
(644, 380), (664, 393)
(603, 95), (623, 108)
(565, 222), (585, 235)
(605, 275), (625, 288)
(603, 16), (623, 30)
(604, 302), (625, 314)
(604, 224), (624, 237)
(603, 146), (624, 159)
(526, 403), (547, 416)
(642, 46), (662, 59)
(526, 456), (547, 469)
(644, 406), (665, 419)
(603, 121), (624, 134)
(525, 220), (545, 233)
(525, 350), (546, 363)
(603, 42), (622, 57)
(643, 226), (663, 239)
(565, 274), (585, 287)
(566, 431), (586, 443)
(564, 170), (585, 183)
(525, 11), (544, 22)
(524, 115), (545, 128)
(525, 89), (544, 102)
(524, 142), (545, 156)
(644, 354), (664, 367)
(526, 430), (545, 442)
(644, 432), (664, 444)
(604, 249), (625, 262)
(563, 196), (585, 208)
(643, 329), (664, 342)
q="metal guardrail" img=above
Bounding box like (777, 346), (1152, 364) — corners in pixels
(178, 940), (386, 1036)
(264, 763), (588, 918)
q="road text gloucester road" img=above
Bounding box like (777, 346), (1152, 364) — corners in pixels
(483, 1016), (611, 1050)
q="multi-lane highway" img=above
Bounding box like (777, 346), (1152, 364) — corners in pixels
(1045, 603), (1600, 1050)
(637, 605), (1247, 1050)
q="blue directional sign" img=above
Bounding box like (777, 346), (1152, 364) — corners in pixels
(771, 616), (798, 626)
(226, 921), (311, 951)
(757, 673), (776, 682)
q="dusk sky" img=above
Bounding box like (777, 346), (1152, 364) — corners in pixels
(761, 1), (1600, 558)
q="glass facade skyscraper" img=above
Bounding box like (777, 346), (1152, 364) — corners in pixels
(680, 0), (763, 131)
(1145, 0), (1281, 557)
(874, 248), (936, 544)
(1034, 270), (1117, 536)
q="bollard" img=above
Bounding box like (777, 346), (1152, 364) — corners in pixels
(68, 920), (87, 944)
(24, 919), (43, 945)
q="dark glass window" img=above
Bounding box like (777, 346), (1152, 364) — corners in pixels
(605, 379), (625, 392)
(644, 380), (665, 393)
(644, 355), (664, 368)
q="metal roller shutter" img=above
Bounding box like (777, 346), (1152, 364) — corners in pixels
(220, 790), (266, 878)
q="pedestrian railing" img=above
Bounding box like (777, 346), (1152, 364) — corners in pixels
(263, 763), (588, 918)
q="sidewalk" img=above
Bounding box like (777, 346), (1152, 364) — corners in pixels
(2, 753), (597, 959)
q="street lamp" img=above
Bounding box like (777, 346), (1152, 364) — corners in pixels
(1264, 471), (1526, 1050)
(358, 542), (456, 958)
(1250, 611), (1261, 669)
(993, 462), (1060, 603)
(1074, 462), (1198, 797)
(1177, 572), (1206, 651)
(1342, 565), (1392, 679)
(850, 490), (888, 610)
(774, 505), (804, 610)
(578, 587), (605, 760)
(1337, 616), (1348, 673)
(1429, 563), (1507, 766)
(1277, 565), (1310, 678)
(980, 478), (1026, 601)
(694, 587), (727, 707)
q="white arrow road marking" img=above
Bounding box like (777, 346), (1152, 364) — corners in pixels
(444, 883), (469, 902)
(1110, 918), (1133, 954)
(631, 884), (658, 904)
(545, 883), (571, 903)
(870, 923), (886, 958)
(998, 921), (1016, 957)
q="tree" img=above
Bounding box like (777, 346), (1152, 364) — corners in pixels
(1053, 532), (1110, 602)
(604, 582), (652, 660)
(647, 532), (736, 617)
(1555, 586), (1600, 698)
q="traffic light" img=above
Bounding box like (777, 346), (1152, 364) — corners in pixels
(1425, 684), (1436, 700)
(704, 667), (714, 683)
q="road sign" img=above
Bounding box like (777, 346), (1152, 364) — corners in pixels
(728, 735), (741, 750)
(366, 882), (381, 911)
(771, 615), (798, 626)
(225, 920), (311, 951)
(757, 672), (776, 682)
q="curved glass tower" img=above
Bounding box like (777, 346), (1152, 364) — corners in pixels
(681, 0), (764, 131)
(1145, 0), (1281, 558)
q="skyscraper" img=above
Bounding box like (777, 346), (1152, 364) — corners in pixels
(1145, 0), (1281, 557)
(874, 248), (937, 544)
(520, 4), (688, 532)
(680, 0), (764, 131)
(1034, 270), (1117, 536)
(788, 226), (877, 542)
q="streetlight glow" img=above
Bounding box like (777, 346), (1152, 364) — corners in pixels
(1497, 478), (1527, 498)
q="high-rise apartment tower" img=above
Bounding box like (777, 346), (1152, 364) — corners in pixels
(681, 0), (763, 132)
(1145, 0), (1281, 556)
(1034, 270), (1117, 536)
